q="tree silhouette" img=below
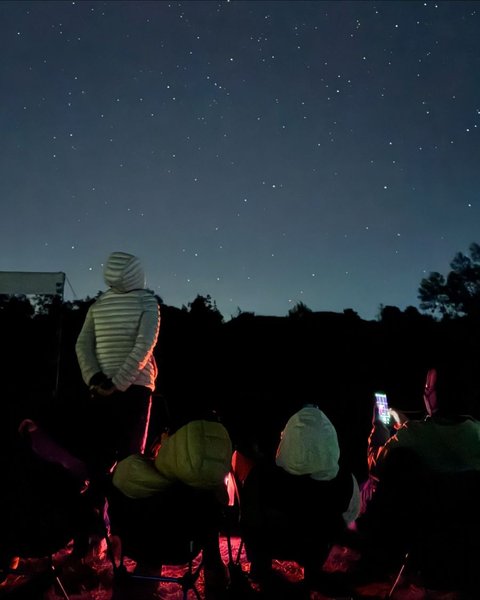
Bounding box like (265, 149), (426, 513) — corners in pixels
(418, 243), (480, 319)
(187, 294), (224, 325)
(287, 301), (313, 318)
(0, 294), (35, 319)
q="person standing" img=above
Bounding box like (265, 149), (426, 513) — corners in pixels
(76, 251), (160, 471)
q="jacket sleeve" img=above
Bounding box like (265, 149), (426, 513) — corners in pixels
(75, 307), (102, 386)
(371, 424), (416, 477)
(111, 298), (160, 391)
(367, 419), (393, 473)
(342, 474), (361, 524)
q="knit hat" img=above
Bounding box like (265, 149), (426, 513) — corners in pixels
(276, 405), (340, 481)
(104, 251), (146, 292)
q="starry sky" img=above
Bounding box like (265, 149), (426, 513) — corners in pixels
(1, 0), (479, 320)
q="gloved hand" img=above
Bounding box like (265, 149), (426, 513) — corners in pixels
(95, 378), (117, 397)
(88, 372), (109, 387)
(88, 372), (118, 397)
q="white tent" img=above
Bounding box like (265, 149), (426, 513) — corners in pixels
(0, 271), (65, 296)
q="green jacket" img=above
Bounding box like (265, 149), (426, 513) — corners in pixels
(374, 416), (480, 475)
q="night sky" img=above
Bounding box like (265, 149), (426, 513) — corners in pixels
(1, 0), (479, 320)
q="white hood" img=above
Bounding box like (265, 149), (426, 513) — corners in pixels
(104, 251), (145, 293)
(276, 406), (340, 481)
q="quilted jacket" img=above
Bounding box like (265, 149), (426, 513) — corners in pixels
(113, 420), (232, 500)
(76, 251), (160, 391)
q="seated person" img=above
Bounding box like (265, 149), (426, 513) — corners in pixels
(110, 416), (233, 595)
(356, 365), (480, 587)
(240, 404), (360, 588)
(0, 416), (96, 590)
(369, 367), (480, 476)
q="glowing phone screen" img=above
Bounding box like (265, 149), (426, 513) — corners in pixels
(375, 392), (390, 425)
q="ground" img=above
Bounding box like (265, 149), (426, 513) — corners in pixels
(0, 536), (465, 600)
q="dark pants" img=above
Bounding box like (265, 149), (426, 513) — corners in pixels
(86, 385), (152, 476)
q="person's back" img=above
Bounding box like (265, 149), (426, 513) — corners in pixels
(370, 366), (480, 477)
(376, 415), (480, 474)
(107, 417), (232, 597)
(75, 251), (160, 472)
(76, 252), (160, 393)
(357, 365), (480, 587)
(1, 419), (91, 561)
(242, 461), (354, 565)
(241, 405), (359, 585)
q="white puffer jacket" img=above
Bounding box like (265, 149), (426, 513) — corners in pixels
(76, 252), (160, 392)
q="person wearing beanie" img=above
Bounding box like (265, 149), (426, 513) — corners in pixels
(76, 251), (160, 472)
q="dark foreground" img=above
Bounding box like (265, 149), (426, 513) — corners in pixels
(0, 535), (465, 600)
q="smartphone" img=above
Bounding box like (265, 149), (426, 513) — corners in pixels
(375, 392), (390, 425)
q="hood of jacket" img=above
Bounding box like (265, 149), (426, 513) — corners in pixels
(275, 405), (340, 481)
(104, 251), (146, 293)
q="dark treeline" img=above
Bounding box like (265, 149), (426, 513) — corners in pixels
(1, 293), (479, 483)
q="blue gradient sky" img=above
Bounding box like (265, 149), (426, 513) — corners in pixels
(1, 1), (479, 319)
